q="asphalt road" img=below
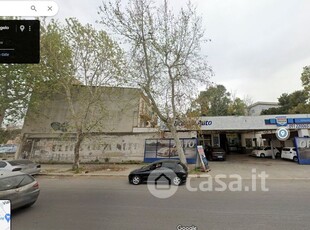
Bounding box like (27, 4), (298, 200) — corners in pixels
(12, 176), (310, 230)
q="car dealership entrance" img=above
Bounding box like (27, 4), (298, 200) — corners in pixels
(197, 115), (310, 157)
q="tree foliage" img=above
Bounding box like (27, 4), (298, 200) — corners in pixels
(261, 90), (309, 115)
(301, 65), (310, 93)
(60, 18), (125, 169)
(197, 85), (231, 116)
(98, 0), (212, 164)
(228, 97), (247, 116)
(0, 64), (33, 125)
(0, 19), (72, 127)
(190, 84), (249, 116)
(15, 19), (125, 169)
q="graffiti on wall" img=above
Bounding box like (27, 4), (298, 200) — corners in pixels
(31, 136), (143, 163)
(50, 122), (69, 132)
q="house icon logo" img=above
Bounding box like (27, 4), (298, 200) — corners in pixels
(147, 167), (179, 199)
(155, 173), (172, 190)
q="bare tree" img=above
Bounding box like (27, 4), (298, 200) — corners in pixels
(62, 18), (125, 170)
(21, 19), (125, 169)
(243, 95), (254, 115)
(98, 0), (212, 164)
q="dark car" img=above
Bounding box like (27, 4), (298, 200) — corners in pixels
(0, 171), (40, 210)
(210, 147), (226, 160)
(204, 145), (212, 160)
(128, 159), (188, 186)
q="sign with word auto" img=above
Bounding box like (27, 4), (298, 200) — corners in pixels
(295, 137), (310, 164)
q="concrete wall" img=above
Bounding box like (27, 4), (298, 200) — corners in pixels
(27, 131), (195, 163)
(23, 87), (143, 134)
(28, 132), (160, 163)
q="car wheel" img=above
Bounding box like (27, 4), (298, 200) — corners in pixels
(172, 176), (181, 186)
(293, 156), (298, 162)
(260, 153), (265, 158)
(131, 175), (141, 185)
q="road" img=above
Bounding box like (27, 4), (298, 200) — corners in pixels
(12, 176), (310, 230)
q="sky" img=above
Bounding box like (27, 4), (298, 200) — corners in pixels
(52, 0), (310, 103)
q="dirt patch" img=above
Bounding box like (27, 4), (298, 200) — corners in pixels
(81, 164), (127, 173)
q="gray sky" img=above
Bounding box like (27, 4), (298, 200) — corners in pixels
(53, 0), (310, 103)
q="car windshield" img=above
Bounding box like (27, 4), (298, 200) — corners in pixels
(254, 147), (264, 150)
(141, 165), (150, 169)
(0, 175), (29, 191)
(7, 160), (33, 166)
(213, 148), (224, 151)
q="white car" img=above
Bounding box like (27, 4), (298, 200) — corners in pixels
(281, 147), (298, 162)
(0, 159), (41, 175)
(251, 147), (280, 158)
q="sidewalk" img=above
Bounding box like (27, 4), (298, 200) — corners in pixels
(38, 155), (310, 179)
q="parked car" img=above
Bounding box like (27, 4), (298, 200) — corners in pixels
(0, 171), (40, 210)
(128, 159), (188, 186)
(251, 146), (281, 158)
(204, 145), (212, 160)
(210, 147), (226, 161)
(0, 159), (41, 175)
(281, 147), (298, 162)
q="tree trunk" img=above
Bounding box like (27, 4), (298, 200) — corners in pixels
(0, 107), (6, 127)
(15, 134), (26, 159)
(73, 131), (83, 170)
(169, 125), (187, 165)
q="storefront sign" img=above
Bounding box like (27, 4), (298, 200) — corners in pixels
(288, 124), (310, 129)
(265, 117), (310, 129)
(295, 137), (310, 164)
(275, 116), (287, 126)
(197, 120), (213, 126)
(144, 138), (197, 164)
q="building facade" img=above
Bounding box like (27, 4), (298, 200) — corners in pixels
(248, 102), (279, 116)
(20, 86), (166, 163)
(20, 86), (310, 163)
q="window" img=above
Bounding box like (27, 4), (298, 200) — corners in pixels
(0, 162), (7, 168)
(162, 162), (176, 169)
(245, 138), (252, 148)
(0, 175), (34, 191)
(212, 135), (219, 146)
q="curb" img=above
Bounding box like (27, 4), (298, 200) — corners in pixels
(38, 173), (210, 178)
(37, 173), (128, 177)
(36, 173), (310, 180)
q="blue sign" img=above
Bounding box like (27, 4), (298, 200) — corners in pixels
(294, 118), (310, 124)
(295, 137), (310, 165)
(275, 116), (287, 126)
(144, 138), (197, 164)
(265, 117), (310, 126)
